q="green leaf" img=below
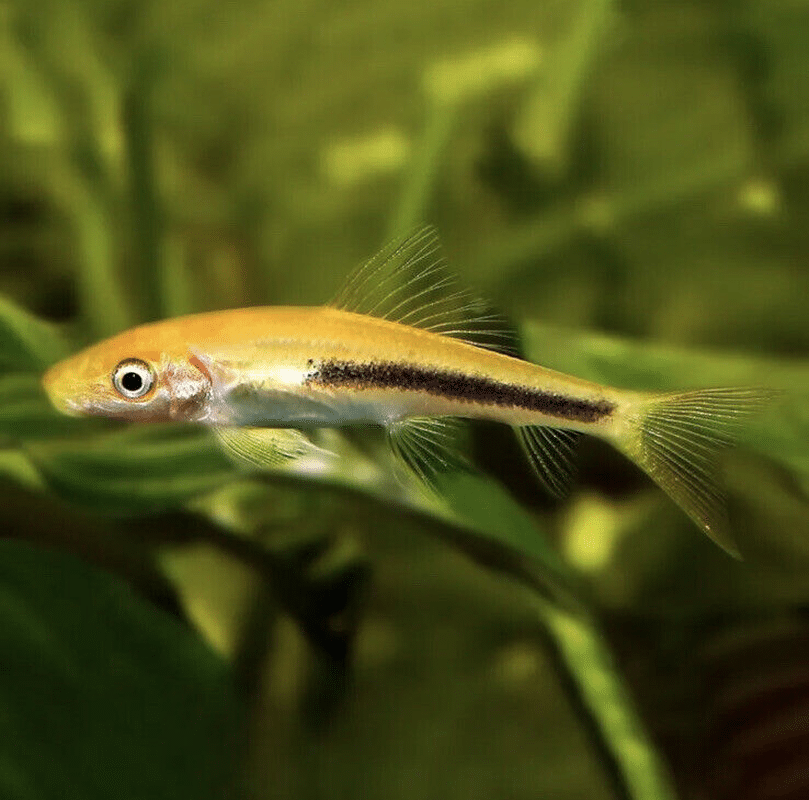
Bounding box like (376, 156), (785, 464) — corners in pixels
(513, 0), (614, 176)
(435, 474), (678, 799)
(73, 187), (136, 339)
(401, 473), (675, 800)
(12, 4), (134, 339)
(123, 50), (169, 323)
(386, 101), (458, 239)
(434, 471), (576, 602)
(522, 321), (808, 391)
(197, 441), (672, 799)
(0, 296), (68, 371)
(539, 603), (678, 800)
(0, 373), (100, 442)
(27, 417), (579, 602)
(159, 235), (199, 318)
(27, 425), (238, 514)
(0, 539), (237, 800)
(0, 450), (43, 491)
(0, 12), (59, 145)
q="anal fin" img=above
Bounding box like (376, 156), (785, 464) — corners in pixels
(516, 425), (580, 499)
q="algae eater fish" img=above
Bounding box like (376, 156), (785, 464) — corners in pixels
(43, 228), (769, 555)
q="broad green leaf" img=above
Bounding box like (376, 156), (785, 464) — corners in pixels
(0, 539), (237, 800)
(27, 425), (238, 514)
(0, 296), (68, 371)
(522, 321), (808, 392)
(28, 417), (578, 602)
(435, 471), (577, 604)
(0, 373), (100, 442)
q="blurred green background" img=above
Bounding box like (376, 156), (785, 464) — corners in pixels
(1, 0), (808, 798)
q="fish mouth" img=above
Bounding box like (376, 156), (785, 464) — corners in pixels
(42, 368), (89, 418)
(58, 397), (90, 417)
(45, 389), (88, 418)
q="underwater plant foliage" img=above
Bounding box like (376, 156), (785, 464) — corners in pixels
(0, 0), (808, 798)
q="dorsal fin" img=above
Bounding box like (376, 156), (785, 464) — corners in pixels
(330, 226), (517, 355)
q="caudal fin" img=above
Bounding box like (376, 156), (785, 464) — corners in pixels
(617, 387), (773, 557)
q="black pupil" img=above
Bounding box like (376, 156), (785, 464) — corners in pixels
(121, 371), (143, 392)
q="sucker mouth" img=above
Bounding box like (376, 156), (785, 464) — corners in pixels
(41, 375), (80, 417)
(47, 394), (88, 418)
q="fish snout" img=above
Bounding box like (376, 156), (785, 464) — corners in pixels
(42, 362), (89, 417)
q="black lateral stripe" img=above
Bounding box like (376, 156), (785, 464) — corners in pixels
(308, 359), (614, 423)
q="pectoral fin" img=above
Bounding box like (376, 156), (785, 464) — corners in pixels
(213, 426), (335, 471)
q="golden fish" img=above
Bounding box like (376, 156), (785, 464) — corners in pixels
(43, 228), (769, 555)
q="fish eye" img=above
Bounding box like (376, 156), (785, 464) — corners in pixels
(112, 359), (155, 399)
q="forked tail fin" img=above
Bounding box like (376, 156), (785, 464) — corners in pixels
(617, 387), (774, 557)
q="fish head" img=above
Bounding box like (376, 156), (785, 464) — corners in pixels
(43, 322), (211, 422)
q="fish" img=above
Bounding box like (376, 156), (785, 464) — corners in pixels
(43, 227), (770, 555)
